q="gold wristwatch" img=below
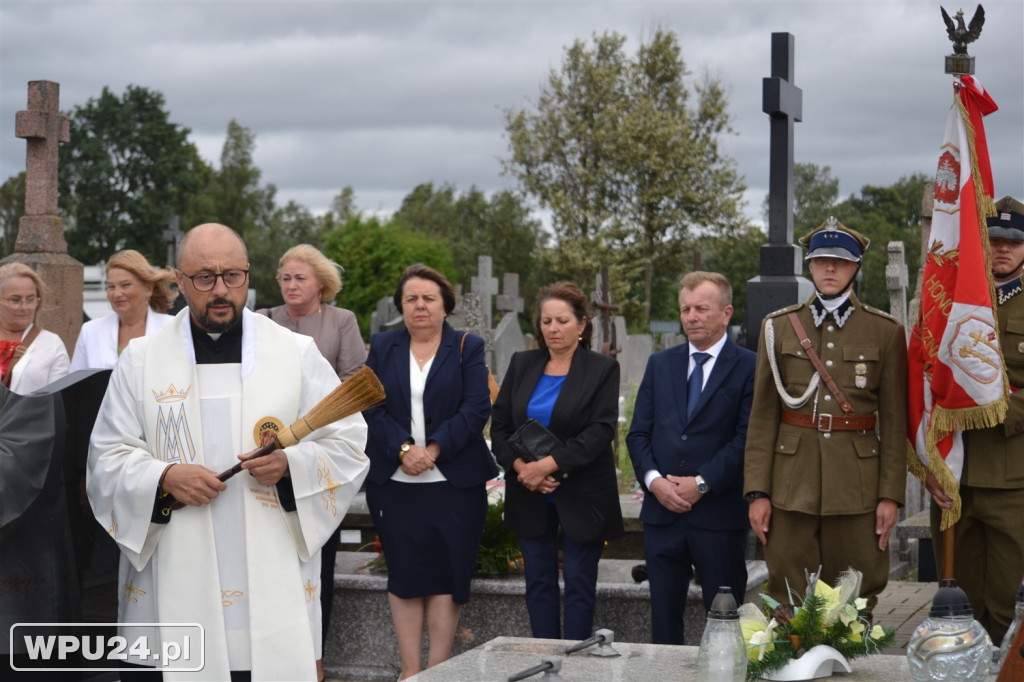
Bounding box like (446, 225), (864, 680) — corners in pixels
(399, 441), (412, 460)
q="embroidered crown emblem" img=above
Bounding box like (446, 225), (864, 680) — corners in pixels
(152, 383), (190, 403)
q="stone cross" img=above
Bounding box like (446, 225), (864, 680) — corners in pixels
(592, 266), (620, 357)
(886, 241), (909, 333)
(495, 273), (524, 315)
(743, 33), (813, 350)
(3, 81), (83, 354)
(163, 215), (182, 267)
(469, 256), (499, 331)
(14, 81), (70, 253)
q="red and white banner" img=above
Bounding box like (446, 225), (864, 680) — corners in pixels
(907, 75), (1004, 529)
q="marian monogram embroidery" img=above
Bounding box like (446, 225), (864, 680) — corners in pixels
(317, 455), (339, 517)
(152, 383), (196, 463)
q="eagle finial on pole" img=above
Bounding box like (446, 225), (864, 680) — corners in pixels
(941, 5), (985, 55)
(941, 5), (985, 75)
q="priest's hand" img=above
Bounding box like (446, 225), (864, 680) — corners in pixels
(162, 463), (226, 507)
(240, 450), (290, 487)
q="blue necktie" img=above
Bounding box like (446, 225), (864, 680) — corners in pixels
(687, 352), (710, 420)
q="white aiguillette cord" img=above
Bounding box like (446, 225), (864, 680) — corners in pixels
(765, 317), (819, 409)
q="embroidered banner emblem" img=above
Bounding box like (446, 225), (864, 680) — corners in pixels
(949, 315), (1001, 383)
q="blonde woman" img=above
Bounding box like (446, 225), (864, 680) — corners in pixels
(0, 263), (69, 394)
(69, 249), (177, 371)
(260, 244), (365, 380)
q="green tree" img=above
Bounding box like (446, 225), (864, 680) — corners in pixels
(58, 85), (206, 264)
(505, 29), (746, 330)
(833, 174), (929, 312)
(695, 223), (766, 329)
(207, 119), (269, 237)
(0, 172), (25, 257)
(317, 186), (358, 236)
(392, 182), (548, 320)
(321, 215), (454, 338)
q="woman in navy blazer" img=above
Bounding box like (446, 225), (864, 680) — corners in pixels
(491, 282), (624, 641)
(363, 264), (497, 679)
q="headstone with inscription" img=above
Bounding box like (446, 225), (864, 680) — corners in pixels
(1, 81), (84, 352)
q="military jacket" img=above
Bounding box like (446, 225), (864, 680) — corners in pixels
(963, 281), (1024, 488)
(744, 293), (908, 515)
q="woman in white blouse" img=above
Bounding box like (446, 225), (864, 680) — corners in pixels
(0, 262), (69, 394)
(69, 249), (177, 371)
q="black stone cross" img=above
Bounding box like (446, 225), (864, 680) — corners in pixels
(762, 32), (802, 256)
(743, 33), (813, 349)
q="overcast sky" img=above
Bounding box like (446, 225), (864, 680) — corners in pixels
(2, 0), (1022, 234)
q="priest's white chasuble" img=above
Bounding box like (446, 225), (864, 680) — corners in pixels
(88, 308), (369, 680)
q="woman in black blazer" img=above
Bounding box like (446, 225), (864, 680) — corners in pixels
(491, 282), (624, 640)
(363, 264), (497, 679)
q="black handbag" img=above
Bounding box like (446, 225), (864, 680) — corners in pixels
(506, 418), (564, 463)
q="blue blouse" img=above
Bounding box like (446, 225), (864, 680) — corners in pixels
(527, 373), (567, 427)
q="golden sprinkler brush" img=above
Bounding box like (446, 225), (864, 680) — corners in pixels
(166, 365), (384, 511)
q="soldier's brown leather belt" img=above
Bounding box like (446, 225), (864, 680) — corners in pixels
(781, 410), (877, 432)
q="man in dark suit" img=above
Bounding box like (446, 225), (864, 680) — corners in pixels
(627, 271), (756, 645)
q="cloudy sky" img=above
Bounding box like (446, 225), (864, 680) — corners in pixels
(2, 0), (1022, 232)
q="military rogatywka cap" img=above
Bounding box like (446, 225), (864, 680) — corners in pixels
(799, 216), (870, 262)
(987, 196), (1024, 242)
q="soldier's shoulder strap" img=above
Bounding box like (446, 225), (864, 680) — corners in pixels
(765, 301), (805, 320)
(862, 304), (900, 324)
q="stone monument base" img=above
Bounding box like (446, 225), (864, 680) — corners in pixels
(403, 636), (913, 681)
(323, 553), (767, 681)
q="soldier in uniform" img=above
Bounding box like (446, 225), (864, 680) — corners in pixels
(927, 196), (1024, 644)
(745, 217), (908, 611)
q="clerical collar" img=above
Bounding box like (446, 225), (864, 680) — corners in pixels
(190, 317), (243, 364)
(996, 277), (1024, 306)
(810, 291), (854, 329)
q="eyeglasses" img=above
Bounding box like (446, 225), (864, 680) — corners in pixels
(178, 269), (249, 292)
(1, 295), (39, 308)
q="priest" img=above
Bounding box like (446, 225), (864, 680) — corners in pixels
(88, 223), (369, 681)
